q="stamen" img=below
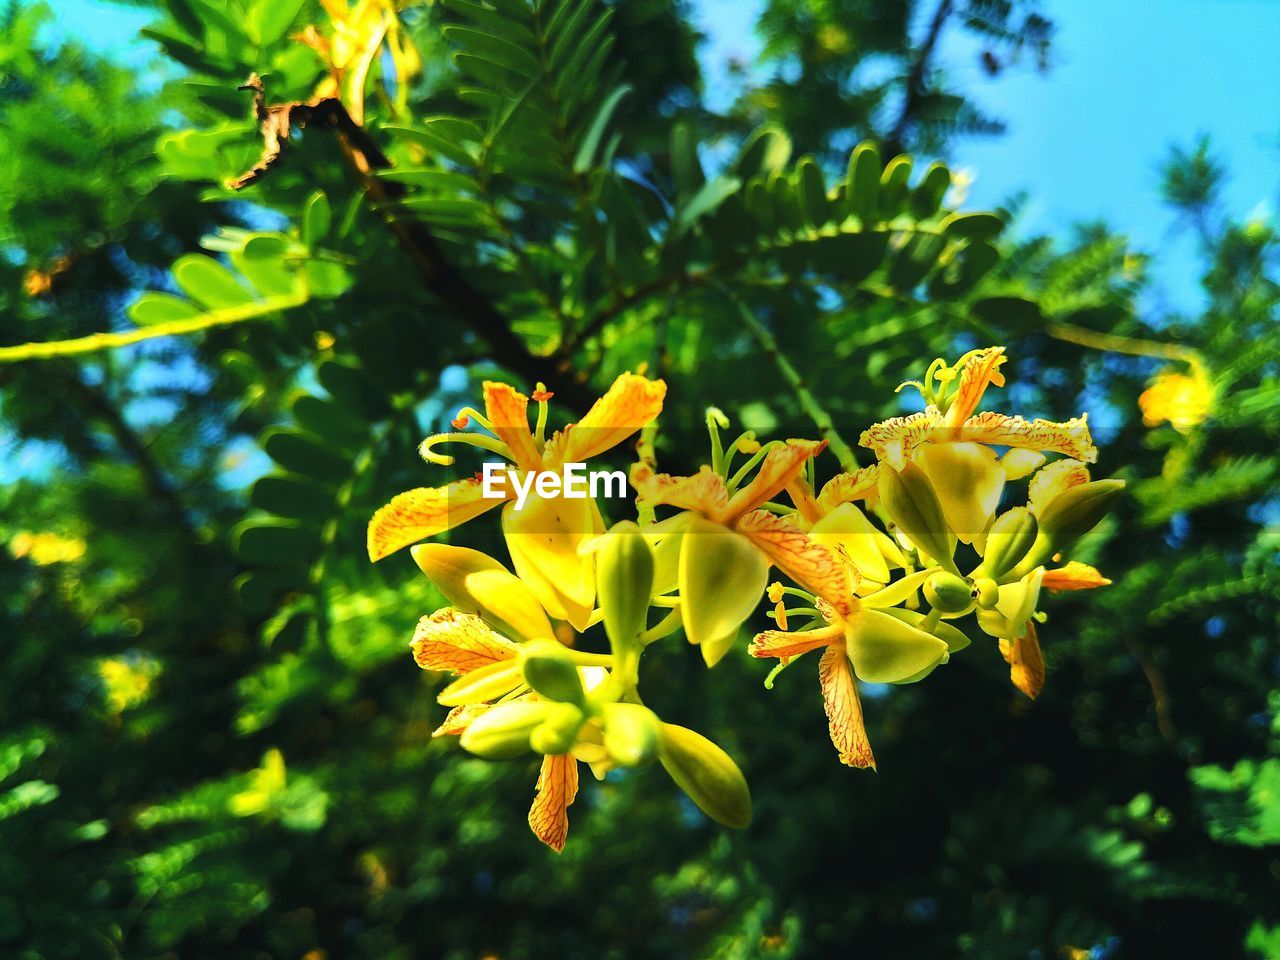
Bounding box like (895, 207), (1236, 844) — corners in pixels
(719, 430), (757, 480)
(533, 382), (552, 446)
(451, 405), (495, 433)
(705, 407), (730, 474)
(726, 439), (781, 491)
(419, 432), (514, 466)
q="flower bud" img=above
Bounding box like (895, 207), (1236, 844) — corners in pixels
(877, 461), (958, 574)
(529, 702), (586, 755)
(412, 543), (553, 642)
(973, 576), (999, 608)
(438, 659), (525, 706)
(459, 701), (553, 759)
(595, 521), (655, 655)
(678, 515), (769, 651)
(602, 702), (662, 767)
(519, 640), (585, 705)
(1012, 479), (1124, 578)
(976, 567), (1044, 640)
(658, 723), (752, 829)
(976, 507), (1038, 580)
(923, 571), (976, 614)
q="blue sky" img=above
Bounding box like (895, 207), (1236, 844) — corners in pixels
(40, 0), (1280, 314)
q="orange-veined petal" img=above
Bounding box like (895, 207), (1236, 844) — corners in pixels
(368, 478), (508, 561)
(432, 703), (490, 738)
(724, 439), (827, 522)
(944, 346), (1006, 425)
(411, 608), (520, 674)
(482, 381), (543, 473)
(815, 465), (880, 512)
(630, 463), (730, 520)
(960, 411), (1097, 463)
(548, 373), (666, 464)
(1028, 459), (1091, 515)
(1002, 621), (1045, 699)
(1041, 561), (1111, 591)
(528, 752), (579, 853)
(736, 509), (854, 613)
(819, 644), (876, 769)
(748, 623), (841, 660)
(858, 411), (940, 469)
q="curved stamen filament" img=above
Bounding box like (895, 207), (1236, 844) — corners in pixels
(419, 432), (514, 466)
(727, 439), (780, 492)
(533, 382), (552, 448)
(705, 407), (730, 474)
(451, 406), (495, 433)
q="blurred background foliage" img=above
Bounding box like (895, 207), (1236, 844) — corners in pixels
(0, 0), (1278, 957)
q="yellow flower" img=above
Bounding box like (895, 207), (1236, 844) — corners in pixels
(9, 531), (86, 565)
(749, 580), (961, 768)
(860, 347), (1096, 548)
(98, 657), (157, 714)
(630, 438), (852, 664)
(229, 749), (288, 817)
(1138, 365), (1213, 431)
(368, 373), (666, 629)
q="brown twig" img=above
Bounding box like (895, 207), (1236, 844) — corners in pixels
(229, 76), (596, 411)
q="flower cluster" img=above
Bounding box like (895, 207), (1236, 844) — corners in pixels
(367, 347), (1121, 851)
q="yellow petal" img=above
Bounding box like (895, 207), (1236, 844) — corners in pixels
(678, 516), (769, 647)
(1041, 561), (1111, 592)
(410, 543), (554, 642)
(502, 496), (598, 630)
(944, 346), (1006, 425)
(844, 608), (950, 684)
(1138, 369), (1213, 431)
(915, 441), (1005, 546)
(959, 411), (1097, 464)
(819, 644), (876, 769)
(748, 623), (842, 660)
(432, 703), (489, 738)
(725, 439), (827, 522)
(630, 463), (730, 520)
(411, 608), (520, 674)
(736, 509), (854, 613)
(482, 381), (543, 473)
(548, 373), (666, 464)
(999, 448), (1046, 481)
(367, 478), (506, 561)
(1004, 621), (1045, 699)
(1028, 459), (1091, 515)
(858, 410), (940, 469)
(815, 464), (880, 512)
(808, 502), (891, 584)
(528, 753), (579, 853)
(437, 659), (526, 706)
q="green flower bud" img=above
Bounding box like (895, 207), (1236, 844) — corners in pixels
(412, 543), (553, 642)
(596, 522), (655, 655)
(923, 571), (976, 615)
(601, 702), (662, 767)
(976, 507), (1039, 580)
(438, 659), (525, 706)
(973, 576), (999, 608)
(699, 630), (739, 668)
(459, 701), (553, 759)
(520, 640), (585, 705)
(1012, 479), (1125, 578)
(658, 723), (752, 829)
(877, 461), (959, 574)
(529, 702), (586, 755)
